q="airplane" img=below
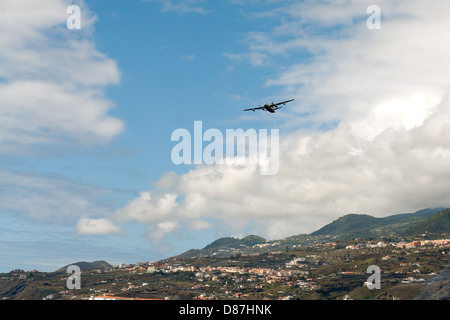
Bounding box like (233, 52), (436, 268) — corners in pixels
(243, 99), (295, 113)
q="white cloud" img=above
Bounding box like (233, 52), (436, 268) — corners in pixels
(116, 0), (450, 241)
(0, 0), (123, 153)
(114, 189), (211, 239)
(115, 191), (179, 224)
(146, 221), (179, 241)
(76, 217), (123, 235)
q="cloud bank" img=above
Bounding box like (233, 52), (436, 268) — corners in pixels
(116, 0), (450, 241)
(0, 0), (123, 154)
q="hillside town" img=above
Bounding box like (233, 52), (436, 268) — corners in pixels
(78, 236), (449, 300)
(2, 232), (449, 300)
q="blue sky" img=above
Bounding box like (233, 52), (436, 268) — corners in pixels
(1, 0), (300, 271)
(2, 0), (450, 272)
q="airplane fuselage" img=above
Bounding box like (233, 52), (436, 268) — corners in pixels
(264, 105), (276, 113)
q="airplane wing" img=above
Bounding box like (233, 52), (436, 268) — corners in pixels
(243, 106), (265, 112)
(271, 99), (295, 107)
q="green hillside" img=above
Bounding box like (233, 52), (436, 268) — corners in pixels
(311, 208), (446, 239)
(403, 208), (450, 236)
(55, 260), (112, 273)
(203, 237), (242, 250)
(311, 214), (380, 236)
(203, 235), (266, 250)
(241, 235), (266, 246)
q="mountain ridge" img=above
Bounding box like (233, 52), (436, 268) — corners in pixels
(403, 208), (450, 235)
(311, 207), (445, 238)
(176, 208), (449, 259)
(203, 235), (266, 250)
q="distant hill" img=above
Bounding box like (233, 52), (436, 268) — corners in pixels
(203, 235), (266, 250)
(311, 214), (380, 237)
(311, 208), (446, 239)
(176, 235), (266, 259)
(241, 235), (266, 246)
(203, 237), (243, 250)
(55, 260), (112, 273)
(403, 208), (450, 235)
